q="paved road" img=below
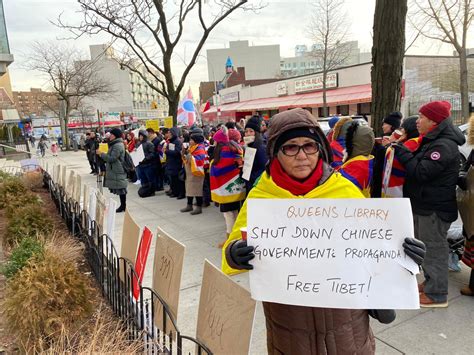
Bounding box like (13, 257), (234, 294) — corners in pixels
(39, 150), (473, 354)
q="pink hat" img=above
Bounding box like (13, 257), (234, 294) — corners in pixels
(213, 127), (229, 143)
(419, 101), (451, 124)
(228, 128), (241, 143)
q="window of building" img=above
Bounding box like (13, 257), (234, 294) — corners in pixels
(292, 62), (297, 68)
(357, 102), (371, 115)
(337, 105), (349, 115)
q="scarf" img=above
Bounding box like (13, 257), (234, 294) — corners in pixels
(269, 158), (323, 196)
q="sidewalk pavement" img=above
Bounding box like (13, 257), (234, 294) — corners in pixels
(42, 150), (473, 355)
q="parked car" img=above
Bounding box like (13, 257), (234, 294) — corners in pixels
(458, 123), (472, 167)
(317, 115), (369, 134)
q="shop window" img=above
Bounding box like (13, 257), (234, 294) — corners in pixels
(337, 105), (349, 115)
(357, 102), (371, 115)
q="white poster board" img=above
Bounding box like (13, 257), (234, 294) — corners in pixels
(67, 170), (75, 197)
(242, 147), (257, 181)
(74, 174), (82, 203)
(88, 188), (97, 224)
(106, 198), (117, 240)
(130, 144), (145, 167)
(247, 198), (419, 309)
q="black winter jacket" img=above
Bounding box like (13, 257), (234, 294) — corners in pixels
(394, 117), (465, 222)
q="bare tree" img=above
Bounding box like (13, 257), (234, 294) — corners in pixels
(307, 0), (352, 117)
(57, 0), (265, 125)
(25, 41), (114, 149)
(371, 0), (407, 136)
(410, 0), (473, 121)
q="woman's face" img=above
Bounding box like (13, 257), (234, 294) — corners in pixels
(189, 138), (196, 146)
(245, 128), (255, 137)
(382, 123), (393, 135)
(277, 137), (320, 181)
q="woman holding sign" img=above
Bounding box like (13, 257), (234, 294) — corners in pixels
(97, 128), (128, 213)
(223, 108), (426, 355)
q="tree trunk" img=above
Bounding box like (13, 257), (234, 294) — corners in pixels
(459, 51), (470, 122)
(168, 97), (179, 127)
(322, 72), (328, 117)
(371, 0), (407, 137)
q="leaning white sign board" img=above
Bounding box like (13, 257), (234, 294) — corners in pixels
(242, 147), (256, 182)
(247, 198), (419, 309)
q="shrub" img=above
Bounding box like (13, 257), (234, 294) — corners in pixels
(0, 237), (44, 278)
(5, 205), (53, 247)
(36, 304), (143, 354)
(2, 251), (94, 350)
(0, 178), (28, 209)
(21, 171), (44, 190)
(4, 191), (43, 218)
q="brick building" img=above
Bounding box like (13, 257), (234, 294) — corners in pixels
(12, 88), (59, 118)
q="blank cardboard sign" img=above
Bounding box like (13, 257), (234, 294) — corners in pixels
(73, 174), (82, 203)
(119, 210), (141, 281)
(152, 227), (185, 335)
(196, 260), (256, 355)
(95, 190), (107, 235)
(67, 170), (75, 197)
(61, 165), (67, 189)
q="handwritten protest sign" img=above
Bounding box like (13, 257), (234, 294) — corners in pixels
(146, 119), (160, 132)
(98, 143), (108, 154)
(164, 116), (173, 128)
(242, 147), (256, 181)
(152, 227), (185, 334)
(196, 260), (256, 355)
(130, 144), (145, 167)
(247, 198), (419, 309)
(119, 210), (141, 281)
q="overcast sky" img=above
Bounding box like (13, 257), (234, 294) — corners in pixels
(4, 0), (471, 95)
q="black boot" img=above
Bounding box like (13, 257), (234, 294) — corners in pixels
(116, 194), (126, 213)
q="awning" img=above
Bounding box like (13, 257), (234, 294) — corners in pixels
(203, 84), (371, 116)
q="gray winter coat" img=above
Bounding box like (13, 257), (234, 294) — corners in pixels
(100, 138), (128, 190)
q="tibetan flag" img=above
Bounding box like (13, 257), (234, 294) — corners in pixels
(202, 101), (211, 113)
(177, 89), (196, 126)
(339, 155), (374, 197)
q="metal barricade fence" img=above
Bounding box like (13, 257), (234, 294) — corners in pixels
(42, 170), (212, 355)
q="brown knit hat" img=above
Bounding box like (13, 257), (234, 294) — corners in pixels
(267, 108), (332, 163)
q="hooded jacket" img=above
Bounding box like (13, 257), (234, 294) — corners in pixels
(222, 165), (373, 354)
(138, 131), (155, 167)
(339, 123), (375, 197)
(394, 117), (466, 222)
(100, 138), (128, 190)
(165, 127), (183, 175)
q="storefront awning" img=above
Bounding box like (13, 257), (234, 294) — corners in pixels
(203, 84), (371, 116)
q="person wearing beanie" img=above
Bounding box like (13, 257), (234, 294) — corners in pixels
(97, 128), (128, 212)
(459, 116), (474, 296)
(382, 111), (402, 135)
(245, 115), (261, 133)
(135, 129), (157, 197)
(338, 122), (375, 197)
(329, 116), (353, 168)
(165, 127), (185, 199)
(382, 116), (421, 198)
(222, 108), (425, 355)
(180, 130), (207, 215)
(210, 127), (245, 247)
(393, 100), (465, 308)
(326, 116), (340, 143)
(228, 128), (242, 144)
(146, 127), (165, 192)
(244, 116), (268, 195)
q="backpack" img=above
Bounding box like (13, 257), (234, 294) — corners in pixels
(120, 151), (135, 173)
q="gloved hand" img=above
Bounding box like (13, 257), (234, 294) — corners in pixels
(368, 309), (396, 324)
(403, 237), (426, 266)
(229, 240), (255, 270)
(458, 171), (468, 190)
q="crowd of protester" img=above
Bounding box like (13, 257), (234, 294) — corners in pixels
(88, 102), (473, 354)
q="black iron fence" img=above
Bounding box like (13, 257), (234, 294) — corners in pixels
(43, 171), (212, 355)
